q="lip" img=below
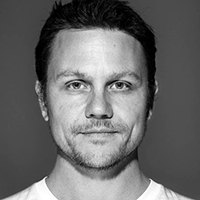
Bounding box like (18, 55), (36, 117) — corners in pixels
(80, 129), (118, 135)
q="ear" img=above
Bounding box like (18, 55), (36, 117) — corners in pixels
(154, 80), (159, 97)
(147, 80), (159, 120)
(35, 80), (49, 121)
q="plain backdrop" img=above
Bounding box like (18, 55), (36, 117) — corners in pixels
(0, 0), (200, 199)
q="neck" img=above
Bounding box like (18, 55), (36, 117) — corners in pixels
(46, 150), (149, 200)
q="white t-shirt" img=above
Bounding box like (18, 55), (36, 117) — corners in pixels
(2, 178), (194, 200)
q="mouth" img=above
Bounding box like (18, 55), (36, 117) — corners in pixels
(79, 129), (119, 135)
(77, 129), (121, 146)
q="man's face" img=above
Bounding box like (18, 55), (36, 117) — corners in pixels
(39, 29), (148, 170)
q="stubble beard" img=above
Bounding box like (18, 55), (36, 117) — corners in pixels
(50, 118), (147, 172)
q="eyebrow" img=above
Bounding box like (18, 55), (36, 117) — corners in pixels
(56, 69), (141, 82)
(56, 70), (91, 81)
(108, 71), (141, 81)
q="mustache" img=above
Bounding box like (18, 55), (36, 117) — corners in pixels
(70, 119), (130, 134)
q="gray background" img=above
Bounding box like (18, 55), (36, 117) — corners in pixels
(0, 0), (200, 199)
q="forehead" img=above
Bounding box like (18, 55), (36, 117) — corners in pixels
(49, 29), (146, 79)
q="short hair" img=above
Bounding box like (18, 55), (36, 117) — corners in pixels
(35, 0), (157, 112)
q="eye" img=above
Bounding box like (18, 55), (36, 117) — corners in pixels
(65, 81), (88, 91)
(109, 81), (131, 91)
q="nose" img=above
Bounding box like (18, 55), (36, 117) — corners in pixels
(85, 91), (113, 119)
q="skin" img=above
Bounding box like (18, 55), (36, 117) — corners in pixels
(36, 29), (150, 200)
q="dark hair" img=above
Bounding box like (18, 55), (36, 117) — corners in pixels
(35, 0), (157, 111)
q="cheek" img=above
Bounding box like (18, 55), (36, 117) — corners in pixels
(112, 92), (147, 124)
(47, 91), (87, 126)
(46, 95), (85, 145)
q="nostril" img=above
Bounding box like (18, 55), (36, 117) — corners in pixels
(85, 96), (113, 119)
(87, 113), (113, 119)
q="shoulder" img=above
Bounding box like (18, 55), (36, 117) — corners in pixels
(140, 179), (194, 200)
(158, 183), (194, 200)
(2, 183), (40, 200)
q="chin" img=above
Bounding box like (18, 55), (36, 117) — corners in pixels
(58, 140), (138, 172)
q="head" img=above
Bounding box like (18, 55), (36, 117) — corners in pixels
(35, 0), (157, 113)
(35, 0), (157, 172)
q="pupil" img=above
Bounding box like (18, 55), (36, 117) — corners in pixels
(116, 82), (123, 88)
(74, 82), (80, 88)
